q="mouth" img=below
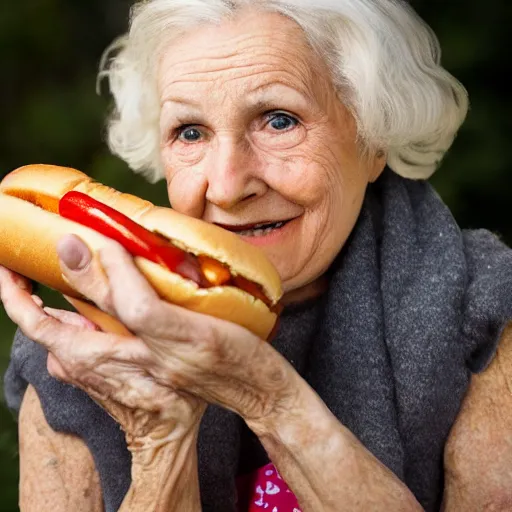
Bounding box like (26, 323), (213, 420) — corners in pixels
(215, 219), (293, 237)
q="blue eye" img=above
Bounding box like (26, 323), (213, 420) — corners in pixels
(268, 113), (298, 131)
(178, 126), (202, 142)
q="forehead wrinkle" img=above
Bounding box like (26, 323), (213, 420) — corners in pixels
(163, 56), (306, 90)
(159, 34), (318, 89)
(166, 63), (273, 90)
(160, 62), (271, 104)
(161, 65), (318, 112)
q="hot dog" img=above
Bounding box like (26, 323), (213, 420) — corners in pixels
(0, 164), (282, 339)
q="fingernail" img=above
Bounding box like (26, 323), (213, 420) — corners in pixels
(57, 235), (91, 271)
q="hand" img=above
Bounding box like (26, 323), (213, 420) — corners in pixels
(0, 264), (205, 451)
(1, 235), (298, 436)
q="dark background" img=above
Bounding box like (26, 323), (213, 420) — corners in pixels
(0, 1), (510, 509)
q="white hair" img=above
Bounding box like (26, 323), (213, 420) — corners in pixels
(99, 0), (469, 183)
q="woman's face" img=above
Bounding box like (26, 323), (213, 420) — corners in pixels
(157, 10), (385, 293)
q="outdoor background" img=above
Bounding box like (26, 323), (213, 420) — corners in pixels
(0, 0), (510, 509)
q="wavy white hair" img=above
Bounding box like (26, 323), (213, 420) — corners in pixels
(99, 0), (469, 183)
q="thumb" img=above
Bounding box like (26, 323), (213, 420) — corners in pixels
(57, 234), (114, 315)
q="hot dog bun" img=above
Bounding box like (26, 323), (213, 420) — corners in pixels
(0, 164), (282, 339)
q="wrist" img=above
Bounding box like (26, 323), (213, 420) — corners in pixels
(246, 370), (337, 442)
(121, 429), (201, 512)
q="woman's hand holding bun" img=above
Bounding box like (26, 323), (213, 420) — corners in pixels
(1, 234), (298, 442)
(0, 232), (299, 510)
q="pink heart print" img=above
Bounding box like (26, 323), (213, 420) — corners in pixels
(236, 462), (302, 512)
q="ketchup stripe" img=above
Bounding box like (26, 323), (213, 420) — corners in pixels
(59, 191), (201, 284)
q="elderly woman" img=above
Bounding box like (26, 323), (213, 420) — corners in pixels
(2, 0), (512, 511)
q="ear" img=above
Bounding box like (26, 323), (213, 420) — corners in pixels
(368, 149), (387, 183)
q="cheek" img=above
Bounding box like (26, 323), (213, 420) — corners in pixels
(165, 163), (208, 217)
(161, 142), (207, 173)
(263, 143), (345, 208)
(291, 127), (366, 211)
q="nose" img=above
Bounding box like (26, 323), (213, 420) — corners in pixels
(205, 137), (267, 209)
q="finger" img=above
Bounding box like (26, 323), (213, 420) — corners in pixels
(47, 348), (116, 405)
(31, 295), (44, 307)
(46, 341), (137, 410)
(44, 307), (100, 331)
(57, 234), (115, 314)
(47, 353), (70, 381)
(98, 242), (168, 335)
(35, 311), (148, 394)
(0, 267), (110, 355)
(1, 273), (68, 352)
(0, 266), (32, 293)
(0, 268), (42, 330)
(91, 233), (209, 342)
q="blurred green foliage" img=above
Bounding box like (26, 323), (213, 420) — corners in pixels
(0, 1), (510, 509)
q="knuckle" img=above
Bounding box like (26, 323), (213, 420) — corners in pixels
(63, 356), (89, 382)
(187, 324), (223, 366)
(203, 322), (250, 366)
(26, 314), (55, 342)
(265, 361), (290, 389)
(97, 287), (115, 313)
(122, 296), (155, 331)
(65, 260), (114, 311)
(150, 360), (192, 390)
(168, 370), (192, 389)
(99, 242), (127, 269)
(56, 342), (94, 380)
(46, 355), (67, 381)
(199, 321), (224, 351)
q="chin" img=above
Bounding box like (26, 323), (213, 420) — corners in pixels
(265, 255), (296, 284)
(278, 268), (311, 294)
(259, 249), (313, 293)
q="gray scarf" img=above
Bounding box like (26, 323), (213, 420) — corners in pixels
(5, 169), (512, 511)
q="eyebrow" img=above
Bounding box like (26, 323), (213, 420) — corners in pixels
(161, 95), (201, 108)
(246, 82), (313, 112)
(160, 82), (314, 116)
(247, 80), (311, 101)
(160, 98), (205, 128)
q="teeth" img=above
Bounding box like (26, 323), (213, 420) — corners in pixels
(238, 221), (285, 237)
(253, 221), (283, 229)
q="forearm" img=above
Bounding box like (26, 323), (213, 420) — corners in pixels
(19, 386), (103, 512)
(249, 376), (422, 512)
(120, 432), (201, 512)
